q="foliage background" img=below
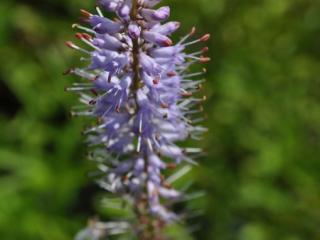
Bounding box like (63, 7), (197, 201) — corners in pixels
(0, 0), (320, 239)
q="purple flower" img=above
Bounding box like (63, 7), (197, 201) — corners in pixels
(128, 23), (141, 39)
(66, 0), (210, 238)
(143, 30), (173, 46)
(89, 15), (123, 34)
(140, 6), (170, 21)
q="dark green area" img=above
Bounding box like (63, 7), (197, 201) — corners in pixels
(0, 0), (319, 239)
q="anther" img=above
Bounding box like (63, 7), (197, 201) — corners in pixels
(200, 34), (210, 42)
(97, 117), (103, 124)
(163, 39), (173, 47)
(65, 41), (90, 54)
(197, 84), (203, 90)
(201, 47), (209, 53)
(161, 103), (169, 109)
(82, 33), (92, 40)
(116, 105), (121, 113)
(90, 76), (99, 82)
(181, 92), (193, 97)
(153, 79), (159, 85)
(90, 89), (98, 96)
(89, 100), (96, 105)
(122, 175), (129, 182)
(80, 9), (92, 18)
(63, 68), (74, 75)
(199, 57), (211, 63)
(190, 26), (196, 36)
(75, 33), (92, 40)
(75, 33), (83, 39)
(167, 71), (176, 77)
(65, 41), (77, 49)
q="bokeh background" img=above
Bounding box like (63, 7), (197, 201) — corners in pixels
(1, 0), (320, 239)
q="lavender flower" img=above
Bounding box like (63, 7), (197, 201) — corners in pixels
(65, 0), (209, 239)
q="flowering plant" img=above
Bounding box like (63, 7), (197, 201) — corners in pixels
(65, 0), (209, 239)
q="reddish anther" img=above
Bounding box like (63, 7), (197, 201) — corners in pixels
(200, 34), (210, 42)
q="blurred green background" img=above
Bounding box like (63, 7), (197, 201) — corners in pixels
(0, 0), (320, 239)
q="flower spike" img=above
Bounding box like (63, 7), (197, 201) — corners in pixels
(66, 0), (210, 239)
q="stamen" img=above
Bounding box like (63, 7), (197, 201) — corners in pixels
(167, 71), (176, 77)
(72, 23), (96, 34)
(182, 70), (206, 78)
(96, 6), (104, 17)
(178, 26), (196, 44)
(147, 138), (153, 151)
(63, 68), (74, 75)
(137, 136), (141, 152)
(70, 110), (93, 117)
(80, 9), (92, 18)
(167, 165), (192, 184)
(181, 91), (193, 97)
(65, 41), (91, 54)
(65, 86), (93, 92)
(76, 33), (100, 50)
(200, 34), (210, 42)
(199, 57), (211, 63)
(184, 148), (202, 153)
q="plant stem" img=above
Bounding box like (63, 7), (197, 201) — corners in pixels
(129, 2), (166, 240)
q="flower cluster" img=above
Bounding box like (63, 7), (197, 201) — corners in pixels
(65, 0), (209, 239)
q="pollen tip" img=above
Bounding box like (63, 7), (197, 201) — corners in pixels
(163, 39), (173, 47)
(80, 9), (92, 18)
(161, 103), (169, 109)
(90, 76), (98, 82)
(75, 33), (83, 39)
(182, 92), (193, 97)
(153, 79), (159, 85)
(167, 71), (176, 77)
(63, 68), (74, 75)
(199, 57), (211, 63)
(89, 100), (96, 105)
(200, 34), (210, 42)
(190, 26), (196, 36)
(84, 33), (93, 40)
(65, 41), (76, 49)
(97, 117), (103, 124)
(72, 23), (79, 28)
(202, 47), (209, 53)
